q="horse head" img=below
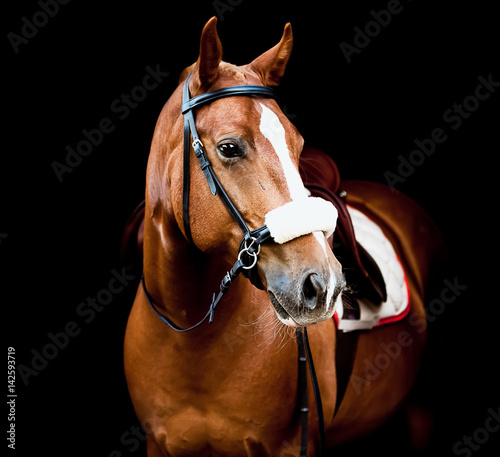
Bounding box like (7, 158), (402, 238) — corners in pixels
(146, 17), (345, 327)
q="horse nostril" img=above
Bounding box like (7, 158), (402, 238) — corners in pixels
(302, 273), (326, 309)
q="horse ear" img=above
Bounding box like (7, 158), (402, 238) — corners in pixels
(191, 17), (223, 92)
(249, 23), (293, 86)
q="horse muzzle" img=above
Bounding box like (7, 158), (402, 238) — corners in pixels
(260, 231), (345, 327)
(267, 268), (345, 327)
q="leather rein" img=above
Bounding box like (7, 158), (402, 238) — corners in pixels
(141, 73), (326, 456)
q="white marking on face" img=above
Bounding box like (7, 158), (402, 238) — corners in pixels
(259, 104), (308, 201)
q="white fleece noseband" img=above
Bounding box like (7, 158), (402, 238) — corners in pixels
(264, 197), (338, 244)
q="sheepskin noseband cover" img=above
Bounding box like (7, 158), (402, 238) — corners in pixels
(264, 197), (338, 244)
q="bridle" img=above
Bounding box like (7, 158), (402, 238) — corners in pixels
(181, 74), (276, 243)
(142, 73), (278, 330)
(143, 72), (337, 330)
(141, 73), (332, 456)
(181, 73), (277, 292)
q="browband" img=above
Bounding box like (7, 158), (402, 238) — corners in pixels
(182, 85), (276, 114)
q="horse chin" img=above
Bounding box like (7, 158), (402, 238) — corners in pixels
(279, 316), (301, 328)
(269, 290), (338, 327)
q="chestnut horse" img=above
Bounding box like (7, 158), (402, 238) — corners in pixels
(124, 17), (442, 456)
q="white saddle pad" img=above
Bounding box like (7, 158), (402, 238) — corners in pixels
(334, 206), (410, 332)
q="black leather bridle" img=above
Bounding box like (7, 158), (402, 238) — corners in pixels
(181, 73), (276, 243)
(142, 73), (281, 330)
(181, 73), (278, 290)
(141, 73), (326, 456)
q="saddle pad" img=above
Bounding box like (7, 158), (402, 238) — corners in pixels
(334, 206), (410, 332)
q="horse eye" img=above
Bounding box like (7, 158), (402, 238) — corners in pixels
(217, 142), (244, 158)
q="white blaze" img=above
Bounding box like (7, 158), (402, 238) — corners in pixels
(259, 104), (308, 201)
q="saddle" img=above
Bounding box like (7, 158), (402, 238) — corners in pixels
(121, 147), (387, 314)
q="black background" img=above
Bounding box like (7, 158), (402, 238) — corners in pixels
(4, 0), (499, 456)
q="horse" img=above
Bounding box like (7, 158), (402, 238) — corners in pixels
(123, 17), (443, 456)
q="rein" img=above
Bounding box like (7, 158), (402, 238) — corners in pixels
(142, 73), (330, 456)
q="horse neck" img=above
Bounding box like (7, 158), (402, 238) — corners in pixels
(141, 88), (268, 337)
(141, 188), (256, 334)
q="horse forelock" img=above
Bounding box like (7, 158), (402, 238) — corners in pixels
(182, 61), (268, 97)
